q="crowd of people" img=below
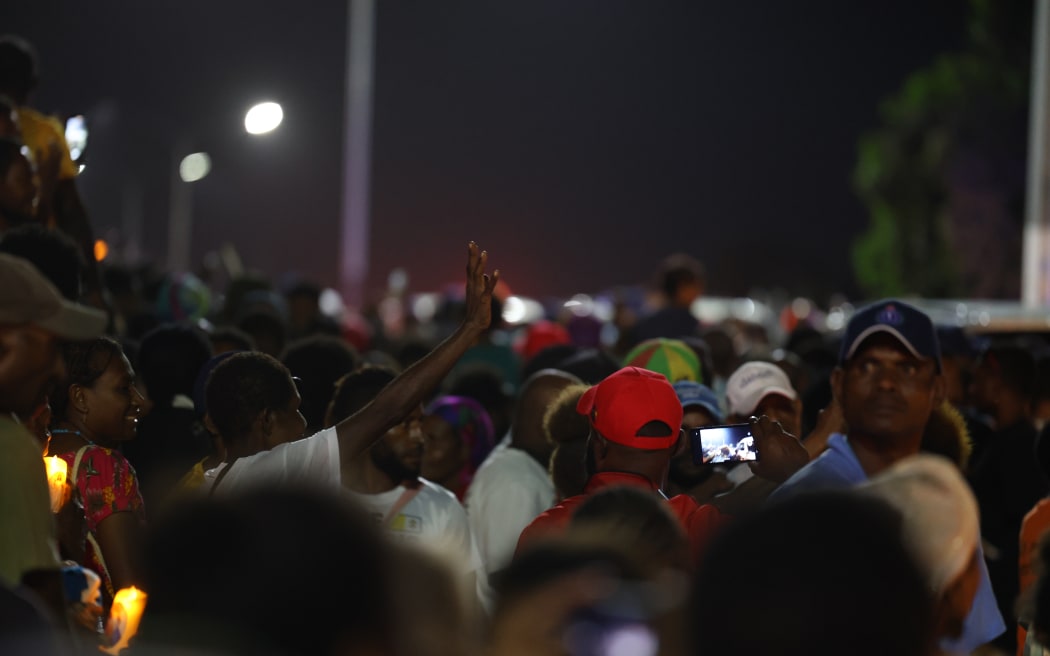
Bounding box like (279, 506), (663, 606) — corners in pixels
(7, 32), (1050, 656)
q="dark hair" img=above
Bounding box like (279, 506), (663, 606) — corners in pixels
(521, 344), (579, 382)
(281, 335), (360, 434)
(325, 365), (396, 427)
(0, 223), (84, 300)
(138, 324), (213, 406)
(206, 352), (295, 444)
(691, 492), (934, 656)
(0, 36), (37, 101)
(141, 486), (394, 655)
(208, 325), (256, 353)
(569, 486), (689, 571)
(555, 348), (621, 385)
(52, 338), (124, 420)
(544, 384), (591, 499)
(237, 311), (287, 358)
(656, 253), (705, 299)
(983, 345), (1037, 400)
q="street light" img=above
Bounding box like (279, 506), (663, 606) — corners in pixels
(244, 102), (283, 135)
(168, 107), (282, 273)
(178, 152), (211, 183)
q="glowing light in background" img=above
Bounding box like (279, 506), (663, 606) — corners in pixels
(94, 239), (109, 262)
(244, 101), (283, 135)
(178, 152), (211, 183)
(319, 288), (345, 318)
(502, 296), (544, 326)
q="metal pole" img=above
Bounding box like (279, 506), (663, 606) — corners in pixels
(1023, 0), (1050, 307)
(340, 0), (377, 309)
(167, 138), (193, 274)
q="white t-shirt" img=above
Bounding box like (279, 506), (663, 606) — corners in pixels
(345, 478), (481, 574)
(464, 438), (555, 576)
(201, 427), (340, 495)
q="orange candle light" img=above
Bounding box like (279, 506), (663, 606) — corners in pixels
(102, 586), (148, 654)
(43, 456), (68, 513)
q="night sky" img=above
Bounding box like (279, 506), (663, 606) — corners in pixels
(3, 1), (969, 304)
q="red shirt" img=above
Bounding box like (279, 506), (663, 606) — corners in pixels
(515, 471), (726, 562)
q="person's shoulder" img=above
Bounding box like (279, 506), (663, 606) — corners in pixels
(517, 499), (572, 543)
(770, 438), (863, 501)
(418, 477), (460, 505)
(0, 417), (40, 457)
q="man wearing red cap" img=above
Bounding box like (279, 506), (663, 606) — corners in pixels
(515, 366), (807, 560)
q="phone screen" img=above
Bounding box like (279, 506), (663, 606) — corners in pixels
(689, 423), (758, 465)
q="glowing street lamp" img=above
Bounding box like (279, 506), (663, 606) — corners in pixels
(244, 102), (283, 135)
(178, 152), (211, 183)
(168, 103), (282, 272)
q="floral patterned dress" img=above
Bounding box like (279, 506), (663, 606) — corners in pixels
(57, 445), (146, 600)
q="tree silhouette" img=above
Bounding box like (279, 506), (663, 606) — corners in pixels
(853, 0), (1033, 298)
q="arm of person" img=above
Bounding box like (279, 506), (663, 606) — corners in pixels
(801, 398), (844, 459)
(93, 511), (144, 591)
(335, 242), (498, 472)
(707, 415), (809, 515)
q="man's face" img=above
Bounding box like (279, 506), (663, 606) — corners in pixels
(421, 414), (464, 484)
(370, 404), (425, 483)
(752, 393), (802, 438)
(833, 333), (943, 446)
(0, 324), (65, 417)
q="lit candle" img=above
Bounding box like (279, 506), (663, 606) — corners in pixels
(43, 456), (68, 513)
(102, 586), (148, 654)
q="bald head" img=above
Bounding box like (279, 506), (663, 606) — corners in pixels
(511, 369), (580, 461)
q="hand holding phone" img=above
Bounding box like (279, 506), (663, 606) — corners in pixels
(689, 423), (759, 465)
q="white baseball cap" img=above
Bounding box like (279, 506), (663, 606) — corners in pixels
(725, 361), (797, 417)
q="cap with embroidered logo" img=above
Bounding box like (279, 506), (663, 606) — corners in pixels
(839, 300), (941, 371)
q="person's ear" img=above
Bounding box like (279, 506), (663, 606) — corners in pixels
(256, 408), (275, 438)
(588, 432), (608, 462)
(203, 414), (219, 437)
(70, 384), (89, 416)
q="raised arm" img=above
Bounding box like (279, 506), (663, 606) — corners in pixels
(336, 242), (498, 471)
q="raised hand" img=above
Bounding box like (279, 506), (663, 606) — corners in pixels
(748, 414), (810, 484)
(463, 241), (500, 333)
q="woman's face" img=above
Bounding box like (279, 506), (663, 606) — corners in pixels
(82, 353), (143, 444)
(421, 414), (465, 484)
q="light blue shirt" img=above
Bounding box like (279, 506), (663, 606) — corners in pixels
(771, 434), (1006, 653)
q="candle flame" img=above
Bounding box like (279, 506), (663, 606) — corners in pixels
(44, 456), (68, 513)
(102, 586), (148, 654)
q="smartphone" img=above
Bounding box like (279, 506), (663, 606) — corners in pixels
(689, 423), (758, 465)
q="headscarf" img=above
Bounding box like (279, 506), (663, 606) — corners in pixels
(425, 395), (496, 492)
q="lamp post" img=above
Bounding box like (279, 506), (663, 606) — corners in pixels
(166, 102), (283, 274)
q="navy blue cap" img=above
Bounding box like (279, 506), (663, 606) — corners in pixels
(673, 381), (724, 423)
(840, 300), (941, 371)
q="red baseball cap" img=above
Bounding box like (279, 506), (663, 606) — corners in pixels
(576, 367), (683, 450)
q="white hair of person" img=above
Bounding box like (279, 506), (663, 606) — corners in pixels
(860, 454), (979, 595)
